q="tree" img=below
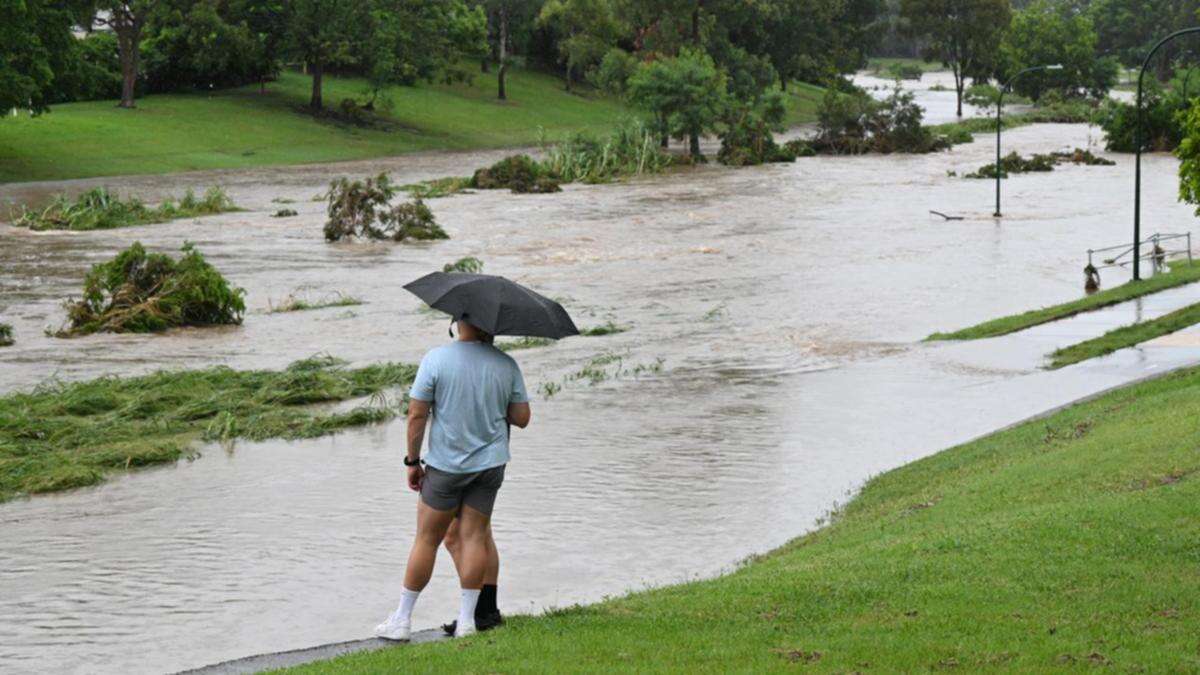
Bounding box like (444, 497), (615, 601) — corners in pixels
(93, 1), (154, 108)
(538, 0), (625, 91)
(141, 0), (262, 94)
(627, 47), (726, 157)
(361, 1), (486, 102)
(1087, 0), (1199, 75)
(0, 0), (83, 114)
(478, 1), (542, 100)
(1176, 101), (1200, 214)
(999, 0), (1117, 101)
(285, 0), (371, 110)
(901, 0), (1012, 117)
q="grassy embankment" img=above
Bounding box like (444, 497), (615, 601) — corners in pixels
(0, 69), (824, 184)
(290, 365), (1200, 673)
(865, 57), (944, 75)
(927, 261), (1200, 340)
(0, 356), (414, 502)
(1049, 300), (1200, 368)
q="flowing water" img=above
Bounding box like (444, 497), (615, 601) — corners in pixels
(0, 119), (1197, 673)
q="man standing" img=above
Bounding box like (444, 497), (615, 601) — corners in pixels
(375, 318), (531, 640)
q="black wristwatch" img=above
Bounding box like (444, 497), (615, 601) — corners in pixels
(403, 455), (421, 467)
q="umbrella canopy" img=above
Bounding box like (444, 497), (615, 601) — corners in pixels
(404, 272), (579, 339)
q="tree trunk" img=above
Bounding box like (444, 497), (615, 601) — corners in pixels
(691, 3), (701, 44)
(482, 58), (490, 73)
(689, 129), (701, 157)
(310, 60), (324, 110)
(953, 66), (964, 118)
(497, 5), (508, 100)
(115, 28), (140, 108)
(780, 74), (788, 92)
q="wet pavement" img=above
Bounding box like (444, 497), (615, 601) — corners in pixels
(1, 119), (1198, 674)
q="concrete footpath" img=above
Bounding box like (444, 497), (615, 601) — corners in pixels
(179, 629), (446, 674)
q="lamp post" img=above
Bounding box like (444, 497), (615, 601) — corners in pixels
(1134, 27), (1200, 280)
(994, 64), (1063, 217)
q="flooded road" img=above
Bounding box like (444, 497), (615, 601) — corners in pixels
(1, 122), (1197, 674)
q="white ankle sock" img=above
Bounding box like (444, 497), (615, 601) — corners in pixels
(458, 588), (481, 629)
(396, 586), (420, 623)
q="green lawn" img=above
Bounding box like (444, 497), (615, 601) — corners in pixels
(927, 261), (1200, 341)
(0, 69), (824, 184)
(289, 366), (1200, 673)
(1049, 300), (1200, 368)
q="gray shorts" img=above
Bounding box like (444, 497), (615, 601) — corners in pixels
(420, 464), (505, 516)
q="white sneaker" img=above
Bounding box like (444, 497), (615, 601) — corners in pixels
(375, 610), (411, 641)
(454, 622), (477, 638)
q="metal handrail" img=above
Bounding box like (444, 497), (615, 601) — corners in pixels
(1087, 232), (1193, 272)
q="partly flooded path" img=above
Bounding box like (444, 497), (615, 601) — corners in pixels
(1, 123), (1197, 674)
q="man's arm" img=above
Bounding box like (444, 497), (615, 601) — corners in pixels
(406, 399), (431, 491)
(507, 402), (531, 429)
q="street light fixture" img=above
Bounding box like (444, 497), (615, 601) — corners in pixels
(1134, 28), (1200, 280)
(994, 64), (1063, 217)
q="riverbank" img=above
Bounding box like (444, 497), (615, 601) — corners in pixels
(0, 69), (823, 184)
(288, 365), (1200, 673)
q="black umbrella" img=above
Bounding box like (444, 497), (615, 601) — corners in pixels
(404, 272), (579, 339)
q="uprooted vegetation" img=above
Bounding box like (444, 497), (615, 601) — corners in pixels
(0, 323), (12, 347)
(56, 242), (245, 337)
(268, 291), (363, 314)
(471, 155), (561, 194)
(580, 320), (628, 336)
(14, 186), (237, 231)
(802, 86), (953, 156)
(0, 356), (416, 501)
(964, 148), (1115, 179)
(443, 256), (484, 274)
(324, 174), (447, 242)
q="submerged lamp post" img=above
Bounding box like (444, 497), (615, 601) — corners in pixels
(994, 64), (1063, 217)
(1134, 28), (1200, 280)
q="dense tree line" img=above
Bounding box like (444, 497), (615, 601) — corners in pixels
(4, 0), (883, 121)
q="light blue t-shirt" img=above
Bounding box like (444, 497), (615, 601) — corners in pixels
(409, 341), (529, 473)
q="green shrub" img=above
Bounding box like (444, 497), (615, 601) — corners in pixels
(589, 48), (639, 94)
(0, 323), (12, 347)
(470, 155), (560, 193)
(541, 120), (673, 183)
(717, 93), (795, 166)
(886, 62), (924, 81)
(813, 86), (947, 155)
(1097, 85), (1185, 152)
(59, 242), (245, 336)
(14, 187), (236, 231)
(443, 257), (484, 273)
(324, 174), (448, 241)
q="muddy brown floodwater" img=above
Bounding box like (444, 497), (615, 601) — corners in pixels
(1, 122), (1197, 674)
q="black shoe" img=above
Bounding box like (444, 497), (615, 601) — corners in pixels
(442, 610), (505, 636)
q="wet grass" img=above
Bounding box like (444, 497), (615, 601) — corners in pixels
(0, 356), (416, 502)
(13, 187), (237, 231)
(1049, 300), (1200, 369)
(496, 336), (554, 352)
(0, 69), (633, 184)
(286, 365), (1200, 673)
(402, 177), (473, 200)
(268, 292), (363, 314)
(579, 320), (627, 337)
(927, 261), (1200, 340)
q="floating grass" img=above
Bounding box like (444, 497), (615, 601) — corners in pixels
(1048, 301), (1200, 368)
(580, 321), (627, 337)
(402, 176), (473, 199)
(497, 336), (554, 352)
(0, 356), (416, 501)
(0, 323), (12, 347)
(442, 256), (484, 274)
(268, 292), (363, 314)
(14, 186), (238, 231)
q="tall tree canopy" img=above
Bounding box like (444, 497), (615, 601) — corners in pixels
(1000, 0), (1117, 101)
(0, 0), (84, 114)
(901, 0), (1012, 117)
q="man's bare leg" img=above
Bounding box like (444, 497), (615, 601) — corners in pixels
(377, 499), (455, 640)
(451, 504), (492, 634)
(445, 519), (500, 584)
